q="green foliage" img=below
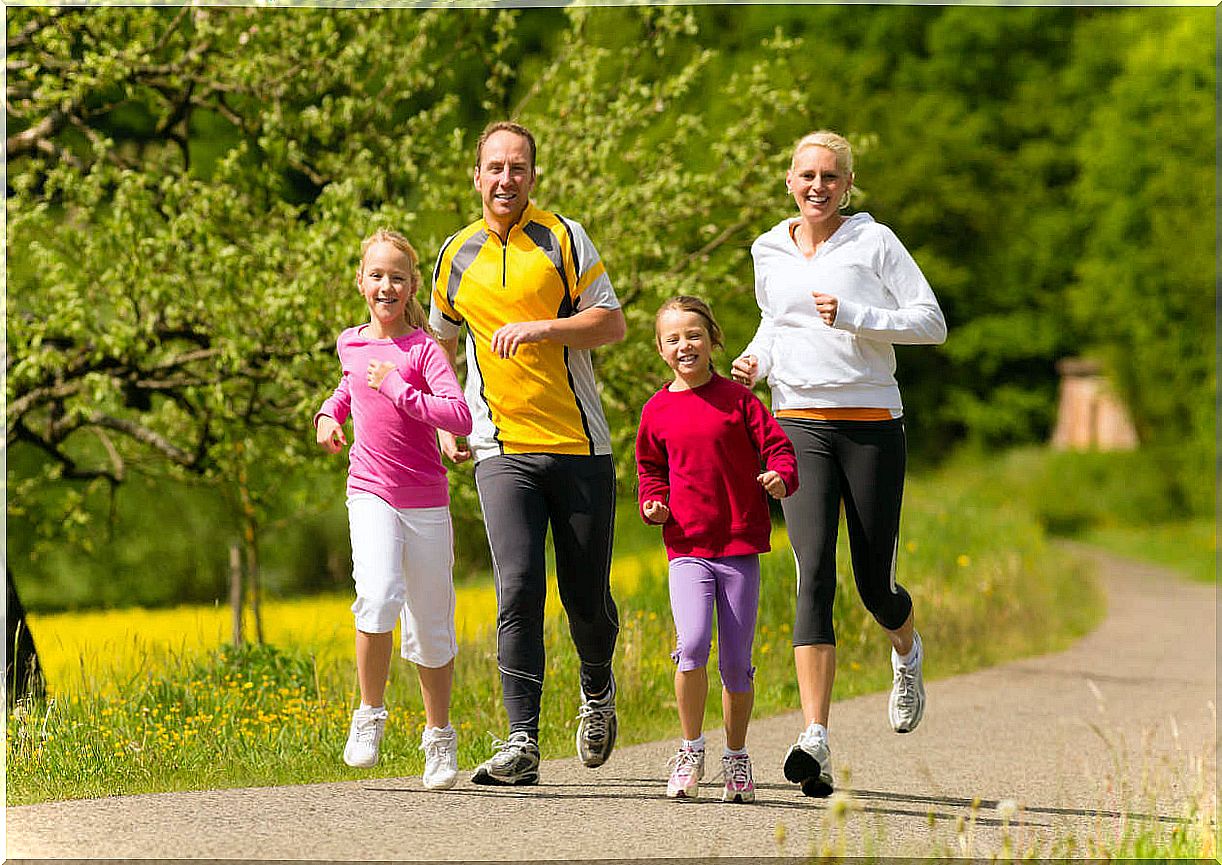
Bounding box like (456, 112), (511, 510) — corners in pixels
(6, 6), (1213, 610)
(1067, 10), (1215, 455)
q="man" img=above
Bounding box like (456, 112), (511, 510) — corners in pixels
(430, 121), (625, 785)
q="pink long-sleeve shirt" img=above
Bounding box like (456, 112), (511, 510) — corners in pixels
(635, 373), (799, 560)
(316, 326), (472, 509)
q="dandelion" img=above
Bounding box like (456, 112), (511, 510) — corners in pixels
(826, 790), (856, 820)
(996, 798), (1020, 820)
(956, 554), (971, 568)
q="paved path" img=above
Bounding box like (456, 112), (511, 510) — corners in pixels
(7, 545), (1216, 860)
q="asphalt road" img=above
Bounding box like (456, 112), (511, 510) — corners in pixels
(6, 544), (1216, 861)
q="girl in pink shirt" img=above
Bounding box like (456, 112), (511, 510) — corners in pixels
(314, 229), (472, 789)
(635, 296), (797, 803)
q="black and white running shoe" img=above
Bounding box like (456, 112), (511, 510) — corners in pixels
(783, 724), (833, 798)
(471, 731), (540, 786)
(576, 675), (617, 768)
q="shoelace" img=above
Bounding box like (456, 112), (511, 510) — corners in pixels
(420, 731), (454, 759)
(723, 755), (752, 787)
(487, 732), (533, 757)
(352, 711), (387, 744)
(893, 664), (918, 710)
(577, 701), (612, 742)
(668, 748), (703, 779)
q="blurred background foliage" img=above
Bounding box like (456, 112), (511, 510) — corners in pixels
(5, 5), (1214, 612)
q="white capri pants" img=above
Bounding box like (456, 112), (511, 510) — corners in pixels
(347, 493), (458, 668)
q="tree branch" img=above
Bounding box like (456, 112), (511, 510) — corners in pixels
(83, 412), (197, 468)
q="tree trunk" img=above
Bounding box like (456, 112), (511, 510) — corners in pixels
(243, 521), (264, 645)
(6, 569), (46, 706)
(228, 543), (244, 647)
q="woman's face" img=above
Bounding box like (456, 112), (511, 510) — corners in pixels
(786, 145), (851, 224)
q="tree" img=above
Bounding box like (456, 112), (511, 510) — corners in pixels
(1066, 9), (1214, 512)
(6, 6), (818, 622)
(6, 6), (510, 641)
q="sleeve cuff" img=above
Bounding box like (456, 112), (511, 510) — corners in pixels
(378, 370), (410, 404)
(832, 298), (865, 333)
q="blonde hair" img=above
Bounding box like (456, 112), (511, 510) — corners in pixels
(655, 295), (725, 354)
(791, 130), (857, 210)
(357, 228), (432, 336)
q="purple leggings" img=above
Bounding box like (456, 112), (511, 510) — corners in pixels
(668, 554), (760, 693)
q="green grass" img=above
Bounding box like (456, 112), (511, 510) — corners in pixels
(7, 455), (1105, 806)
(941, 446), (1215, 584)
(1079, 518), (1215, 583)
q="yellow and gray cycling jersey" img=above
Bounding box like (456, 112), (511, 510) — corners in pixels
(429, 202), (619, 462)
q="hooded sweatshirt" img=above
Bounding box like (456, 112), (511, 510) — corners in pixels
(739, 213), (947, 412)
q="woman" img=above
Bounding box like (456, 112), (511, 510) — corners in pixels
(731, 130), (946, 798)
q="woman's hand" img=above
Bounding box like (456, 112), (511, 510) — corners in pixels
(731, 355), (759, 386)
(812, 293), (839, 326)
(642, 500), (671, 524)
(757, 470), (787, 499)
(367, 359), (396, 389)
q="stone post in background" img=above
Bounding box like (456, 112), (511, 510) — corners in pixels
(1050, 358), (1139, 451)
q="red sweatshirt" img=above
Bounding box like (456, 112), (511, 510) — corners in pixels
(635, 373), (798, 560)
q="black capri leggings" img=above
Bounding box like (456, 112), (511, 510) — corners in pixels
(778, 417), (912, 646)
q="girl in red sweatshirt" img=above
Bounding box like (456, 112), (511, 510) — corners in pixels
(635, 296), (798, 803)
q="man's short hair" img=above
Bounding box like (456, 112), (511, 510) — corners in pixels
(475, 120), (537, 172)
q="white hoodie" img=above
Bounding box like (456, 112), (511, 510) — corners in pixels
(739, 213), (947, 412)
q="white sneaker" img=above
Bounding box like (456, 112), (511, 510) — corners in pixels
(420, 725), (459, 790)
(721, 752), (756, 804)
(889, 631), (926, 733)
(783, 724), (833, 798)
(666, 744), (705, 799)
(343, 706), (388, 768)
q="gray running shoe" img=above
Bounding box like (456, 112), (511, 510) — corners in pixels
(576, 675), (617, 768)
(889, 631), (926, 733)
(471, 731), (540, 786)
(783, 724), (833, 798)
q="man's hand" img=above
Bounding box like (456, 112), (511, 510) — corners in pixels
(316, 416), (347, 454)
(438, 430), (472, 464)
(642, 500), (671, 524)
(757, 470), (787, 499)
(490, 321), (552, 358)
(731, 355), (759, 387)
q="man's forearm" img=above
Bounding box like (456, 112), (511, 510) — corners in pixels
(545, 306), (627, 350)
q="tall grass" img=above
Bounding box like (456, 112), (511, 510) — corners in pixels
(8, 462), (1102, 805)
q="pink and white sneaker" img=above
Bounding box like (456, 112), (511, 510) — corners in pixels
(721, 752), (756, 803)
(666, 745), (705, 799)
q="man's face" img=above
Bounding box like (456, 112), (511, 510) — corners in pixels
(474, 130), (536, 227)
